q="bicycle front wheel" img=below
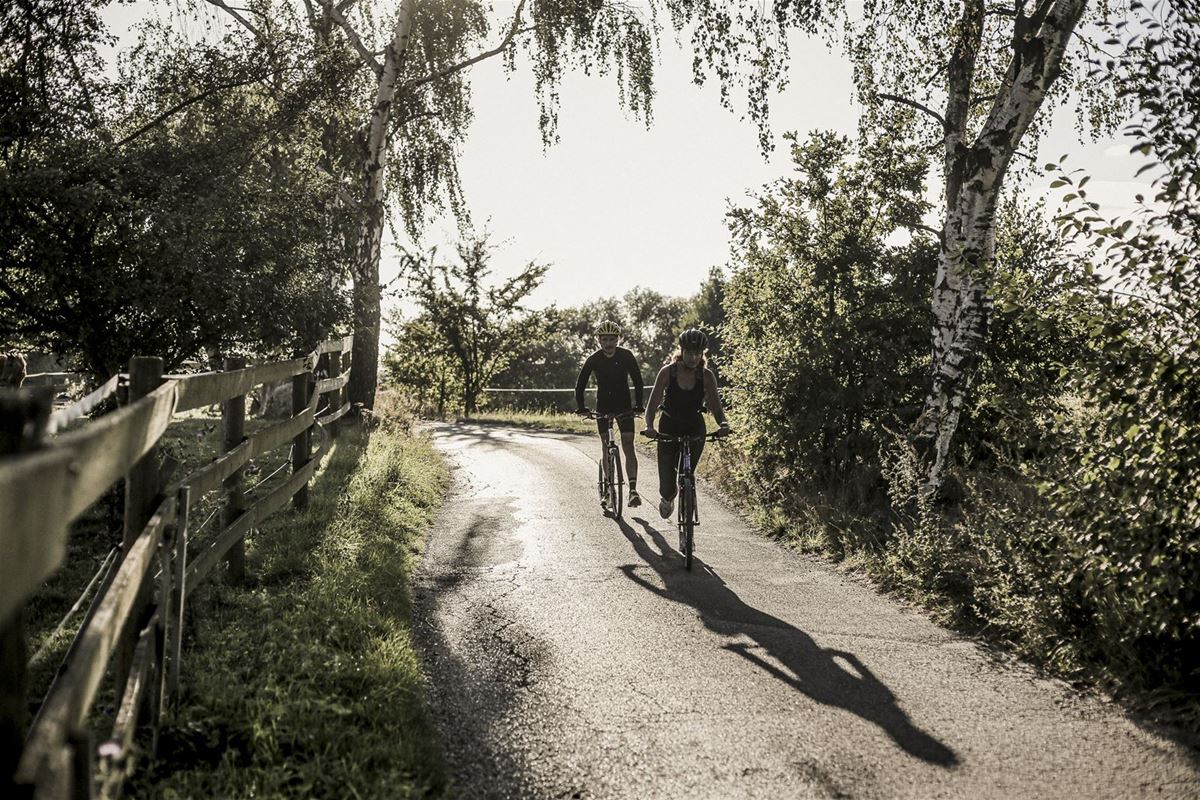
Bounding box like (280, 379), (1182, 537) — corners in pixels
(679, 480), (694, 570)
(611, 447), (624, 519)
(597, 459), (606, 510)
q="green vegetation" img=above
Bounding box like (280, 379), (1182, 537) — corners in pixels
(444, 7), (1200, 726)
(466, 408), (595, 435)
(393, 234), (551, 417)
(140, 398), (449, 797)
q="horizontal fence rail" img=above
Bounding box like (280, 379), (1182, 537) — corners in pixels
(0, 334), (353, 799)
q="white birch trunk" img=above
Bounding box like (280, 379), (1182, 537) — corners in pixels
(347, 0), (418, 412)
(917, 0), (1088, 494)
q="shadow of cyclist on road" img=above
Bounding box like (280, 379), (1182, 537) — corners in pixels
(616, 515), (959, 768)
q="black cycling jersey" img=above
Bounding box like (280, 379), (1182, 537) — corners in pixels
(661, 361), (705, 421)
(575, 347), (644, 413)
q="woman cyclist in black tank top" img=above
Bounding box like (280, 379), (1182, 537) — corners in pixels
(643, 329), (732, 519)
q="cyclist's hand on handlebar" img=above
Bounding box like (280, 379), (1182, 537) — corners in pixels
(640, 426), (658, 439)
(714, 423), (733, 438)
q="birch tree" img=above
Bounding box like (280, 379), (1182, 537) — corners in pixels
(841, 0), (1119, 494)
(205, 0), (826, 413)
(672, 0), (1116, 494)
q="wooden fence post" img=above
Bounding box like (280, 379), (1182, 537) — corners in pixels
(327, 349), (341, 439)
(221, 357), (247, 586)
(340, 341), (351, 422)
(123, 357), (164, 549)
(68, 728), (91, 800)
(291, 366), (312, 511)
(117, 357), (162, 707)
(167, 486), (188, 705)
(0, 389), (50, 791)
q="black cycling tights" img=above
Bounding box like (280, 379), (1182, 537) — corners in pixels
(656, 413), (706, 501)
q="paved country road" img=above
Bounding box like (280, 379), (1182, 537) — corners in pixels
(413, 423), (1199, 799)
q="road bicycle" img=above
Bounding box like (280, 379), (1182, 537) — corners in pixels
(641, 428), (730, 570)
(583, 410), (637, 519)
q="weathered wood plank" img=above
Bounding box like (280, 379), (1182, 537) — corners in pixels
(314, 370), (349, 396)
(317, 401), (351, 426)
(22, 373), (84, 388)
(117, 358), (162, 697)
(46, 375), (120, 436)
(1, 389), (50, 790)
(168, 404), (314, 502)
(185, 443), (322, 593)
(312, 337), (347, 356)
(50, 381), (177, 524)
(96, 617), (155, 800)
(171, 358), (307, 413)
(15, 497), (173, 786)
(2, 356), (327, 623)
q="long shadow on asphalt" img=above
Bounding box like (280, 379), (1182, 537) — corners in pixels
(616, 515), (959, 768)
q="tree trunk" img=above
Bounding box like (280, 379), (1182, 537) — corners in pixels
(914, 0), (1088, 495)
(347, 0), (417, 412)
(915, 179), (1001, 490)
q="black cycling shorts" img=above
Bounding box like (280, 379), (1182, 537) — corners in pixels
(596, 414), (635, 436)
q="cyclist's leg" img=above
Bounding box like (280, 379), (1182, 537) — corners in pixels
(617, 415), (639, 502)
(596, 418), (612, 480)
(656, 417), (681, 518)
(619, 417), (638, 479)
(691, 420), (708, 468)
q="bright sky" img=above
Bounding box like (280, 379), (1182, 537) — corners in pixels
(405, 23), (1152, 313)
(103, 2), (1153, 317)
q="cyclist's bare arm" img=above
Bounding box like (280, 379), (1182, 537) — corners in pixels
(643, 365), (670, 433)
(704, 369), (731, 430)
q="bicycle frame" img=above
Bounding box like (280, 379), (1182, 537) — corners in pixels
(642, 429), (726, 569)
(585, 410), (636, 519)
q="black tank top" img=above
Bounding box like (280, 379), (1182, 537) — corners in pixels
(662, 362), (705, 419)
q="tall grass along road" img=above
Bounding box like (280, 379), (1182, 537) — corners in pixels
(415, 423), (1199, 799)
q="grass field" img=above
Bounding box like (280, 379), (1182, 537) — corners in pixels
(136, 406), (450, 798)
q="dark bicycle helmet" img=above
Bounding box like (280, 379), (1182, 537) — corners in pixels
(679, 328), (708, 351)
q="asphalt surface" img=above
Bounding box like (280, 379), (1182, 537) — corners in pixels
(413, 423), (1200, 799)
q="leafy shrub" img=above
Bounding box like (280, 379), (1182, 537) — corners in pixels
(1026, 0), (1200, 694)
(722, 130), (933, 506)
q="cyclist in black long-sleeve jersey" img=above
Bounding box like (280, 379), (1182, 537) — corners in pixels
(575, 320), (646, 507)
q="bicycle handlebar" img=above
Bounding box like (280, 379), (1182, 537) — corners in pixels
(640, 429), (732, 443)
(581, 409), (640, 421)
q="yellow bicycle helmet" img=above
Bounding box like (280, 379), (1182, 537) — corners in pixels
(596, 320), (621, 336)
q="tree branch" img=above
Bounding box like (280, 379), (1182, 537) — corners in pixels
(402, 0), (530, 93)
(878, 93), (948, 131)
(113, 73), (272, 149)
(202, 0), (266, 42)
(327, 3), (383, 76)
(911, 222), (945, 242)
(300, 0), (319, 29)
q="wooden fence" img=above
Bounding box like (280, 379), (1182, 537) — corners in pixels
(0, 335), (353, 799)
